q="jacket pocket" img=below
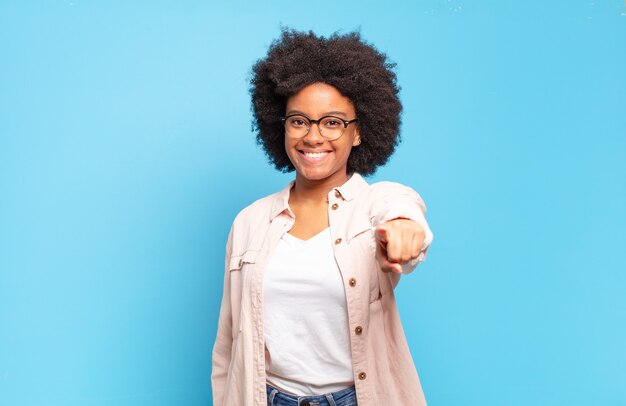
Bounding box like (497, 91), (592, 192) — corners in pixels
(346, 214), (373, 243)
(226, 250), (258, 338)
(228, 249), (258, 271)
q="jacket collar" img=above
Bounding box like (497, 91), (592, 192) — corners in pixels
(335, 172), (368, 202)
(269, 173), (368, 220)
(270, 180), (295, 220)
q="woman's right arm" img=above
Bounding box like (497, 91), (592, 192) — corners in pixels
(211, 227), (234, 406)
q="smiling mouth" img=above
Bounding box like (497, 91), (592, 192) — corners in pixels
(299, 150), (331, 162)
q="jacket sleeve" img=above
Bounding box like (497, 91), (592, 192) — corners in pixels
(370, 183), (434, 275)
(211, 226), (234, 406)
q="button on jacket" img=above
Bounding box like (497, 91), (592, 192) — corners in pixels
(211, 173), (434, 406)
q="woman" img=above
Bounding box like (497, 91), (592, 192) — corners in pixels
(212, 30), (434, 406)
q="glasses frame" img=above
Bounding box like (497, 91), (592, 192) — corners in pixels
(280, 114), (358, 141)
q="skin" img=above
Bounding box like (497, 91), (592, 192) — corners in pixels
(284, 82), (425, 274)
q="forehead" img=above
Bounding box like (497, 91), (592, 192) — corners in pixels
(286, 83), (355, 114)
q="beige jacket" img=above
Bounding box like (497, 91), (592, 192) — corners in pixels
(211, 173), (433, 405)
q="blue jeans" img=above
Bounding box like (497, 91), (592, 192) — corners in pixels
(266, 384), (358, 406)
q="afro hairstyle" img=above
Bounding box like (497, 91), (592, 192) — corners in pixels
(249, 29), (403, 176)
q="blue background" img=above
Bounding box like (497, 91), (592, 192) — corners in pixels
(1, 1), (625, 405)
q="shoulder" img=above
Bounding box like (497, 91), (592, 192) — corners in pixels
(231, 191), (276, 229)
(341, 173), (416, 202)
(363, 180), (423, 205)
(358, 179), (427, 216)
(367, 180), (417, 196)
(225, 189), (282, 256)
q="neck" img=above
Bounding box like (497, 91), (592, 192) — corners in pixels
(291, 172), (351, 204)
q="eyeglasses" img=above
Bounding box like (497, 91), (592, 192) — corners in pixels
(280, 114), (358, 141)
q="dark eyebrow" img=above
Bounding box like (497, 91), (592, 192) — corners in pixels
(285, 110), (308, 117)
(285, 110), (348, 117)
(324, 111), (347, 117)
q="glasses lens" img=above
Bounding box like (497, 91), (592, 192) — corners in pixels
(319, 116), (344, 141)
(284, 115), (309, 138)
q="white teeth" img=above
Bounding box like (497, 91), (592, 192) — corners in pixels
(304, 152), (328, 158)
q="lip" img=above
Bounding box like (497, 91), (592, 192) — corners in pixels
(298, 150), (332, 164)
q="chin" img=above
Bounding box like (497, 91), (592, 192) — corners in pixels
(296, 166), (345, 182)
(297, 170), (328, 181)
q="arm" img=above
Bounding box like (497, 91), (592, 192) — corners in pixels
(370, 183), (434, 275)
(211, 227), (234, 406)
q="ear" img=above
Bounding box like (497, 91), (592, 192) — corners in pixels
(352, 128), (361, 147)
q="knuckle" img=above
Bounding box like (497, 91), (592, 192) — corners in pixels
(415, 227), (425, 238)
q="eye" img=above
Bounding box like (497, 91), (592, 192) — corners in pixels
(288, 116), (308, 127)
(321, 117), (343, 128)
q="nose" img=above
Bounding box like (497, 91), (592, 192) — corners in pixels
(303, 122), (324, 144)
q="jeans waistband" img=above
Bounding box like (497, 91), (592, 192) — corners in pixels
(266, 384), (357, 406)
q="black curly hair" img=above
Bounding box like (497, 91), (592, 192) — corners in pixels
(250, 29), (402, 176)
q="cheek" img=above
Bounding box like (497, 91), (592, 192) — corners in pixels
(284, 139), (297, 162)
(341, 141), (355, 158)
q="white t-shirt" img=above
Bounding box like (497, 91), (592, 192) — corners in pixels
(263, 228), (354, 395)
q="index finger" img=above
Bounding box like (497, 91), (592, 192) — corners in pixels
(375, 226), (389, 245)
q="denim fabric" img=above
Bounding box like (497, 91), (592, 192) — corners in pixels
(266, 384), (357, 406)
